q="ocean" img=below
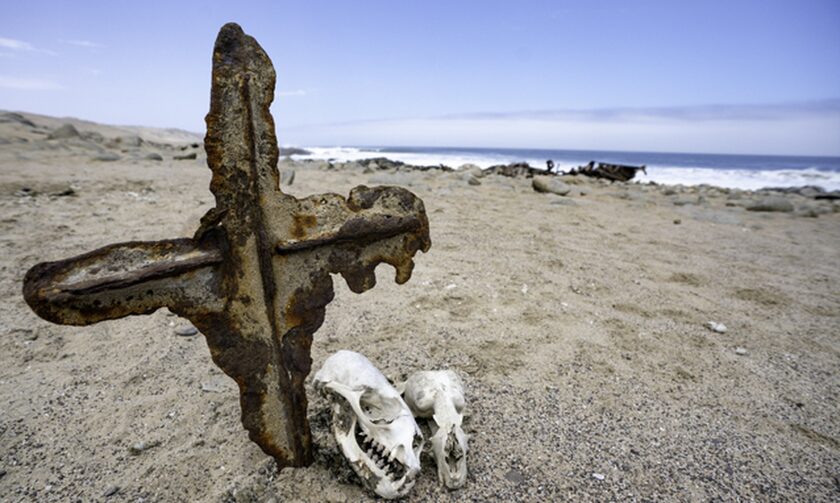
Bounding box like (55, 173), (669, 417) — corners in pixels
(292, 146), (840, 191)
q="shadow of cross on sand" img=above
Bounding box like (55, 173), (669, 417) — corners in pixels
(21, 23), (431, 469)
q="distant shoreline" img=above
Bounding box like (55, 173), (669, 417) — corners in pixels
(289, 146), (840, 192)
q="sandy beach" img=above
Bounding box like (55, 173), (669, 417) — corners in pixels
(1, 111), (839, 501)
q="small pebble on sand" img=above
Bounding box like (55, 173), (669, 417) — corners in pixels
(103, 486), (119, 497)
(174, 325), (198, 336)
(504, 469), (525, 484)
(706, 321), (727, 334)
(592, 473), (605, 481)
(735, 347), (748, 355)
(129, 440), (161, 455)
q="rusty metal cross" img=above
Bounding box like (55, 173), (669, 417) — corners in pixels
(22, 23), (430, 469)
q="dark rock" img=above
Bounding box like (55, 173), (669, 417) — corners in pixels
(103, 486), (119, 497)
(174, 152), (197, 160)
(357, 157), (452, 172)
(565, 160), (646, 181)
(746, 196), (794, 213)
(47, 124), (80, 140)
(279, 146), (311, 156)
(814, 191), (840, 201)
(0, 112), (37, 128)
(50, 187), (77, 197)
(144, 153), (164, 161)
(533, 176), (570, 196)
(486, 162), (545, 178)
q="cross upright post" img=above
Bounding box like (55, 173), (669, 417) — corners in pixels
(22, 23), (430, 469)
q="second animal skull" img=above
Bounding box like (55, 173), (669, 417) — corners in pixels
(401, 370), (468, 489)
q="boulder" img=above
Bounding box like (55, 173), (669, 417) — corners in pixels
(459, 163), (485, 178)
(532, 176), (570, 196)
(746, 196), (794, 213)
(47, 124), (80, 140)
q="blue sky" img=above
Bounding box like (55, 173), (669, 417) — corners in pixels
(1, 0), (838, 155)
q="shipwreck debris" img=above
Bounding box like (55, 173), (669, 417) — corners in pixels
(21, 23), (430, 469)
(484, 162), (549, 178)
(566, 161), (647, 182)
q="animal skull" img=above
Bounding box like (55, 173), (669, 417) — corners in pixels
(401, 370), (468, 489)
(313, 350), (423, 499)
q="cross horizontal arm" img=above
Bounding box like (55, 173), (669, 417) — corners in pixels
(23, 238), (224, 325)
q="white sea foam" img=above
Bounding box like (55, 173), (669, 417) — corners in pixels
(295, 146), (512, 169)
(292, 146), (840, 191)
(639, 166), (840, 191)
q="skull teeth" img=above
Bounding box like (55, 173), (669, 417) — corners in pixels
(355, 423), (407, 480)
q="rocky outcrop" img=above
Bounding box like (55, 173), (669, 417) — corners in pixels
(484, 162), (547, 178)
(47, 124), (81, 140)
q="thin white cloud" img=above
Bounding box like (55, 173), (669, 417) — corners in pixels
(0, 76), (63, 90)
(61, 39), (103, 49)
(0, 36), (56, 55)
(282, 100), (840, 156)
(438, 100), (840, 123)
(277, 89), (307, 97)
(0, 37), (34, 50)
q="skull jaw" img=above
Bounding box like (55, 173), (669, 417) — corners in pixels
(430, 424), (468, 489)
(332, 404), (420, 499)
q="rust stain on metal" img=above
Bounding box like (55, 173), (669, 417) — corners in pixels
(291, 214), (317, 239)
(21, 23), (430, 469)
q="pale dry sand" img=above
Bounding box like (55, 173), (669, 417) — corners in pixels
(1, 112), (839, 502)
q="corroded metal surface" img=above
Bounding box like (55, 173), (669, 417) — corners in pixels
(22, 23), (430, 469)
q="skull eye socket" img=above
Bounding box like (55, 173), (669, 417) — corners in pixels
(410, 390), (435, 412)
(360, 389), (403, 424)
(453, 392), (465, 412)
(412, 433), (423, 452)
